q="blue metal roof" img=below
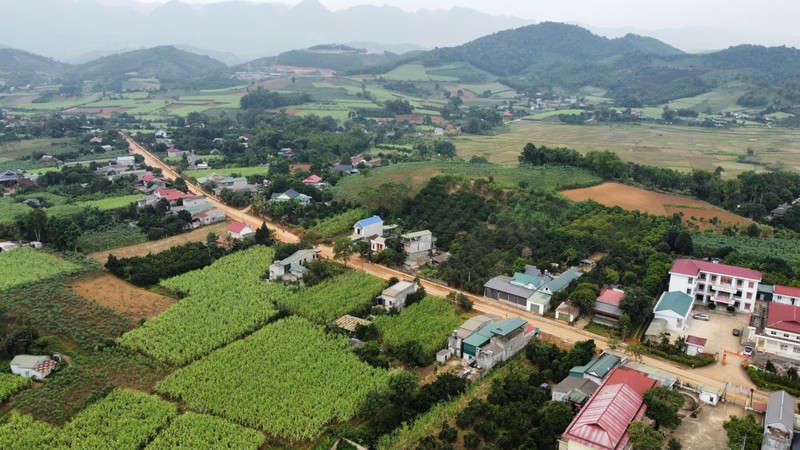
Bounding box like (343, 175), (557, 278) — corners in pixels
(356, 215), (383, 228)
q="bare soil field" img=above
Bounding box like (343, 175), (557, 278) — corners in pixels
(70, 273), (175, 321)
(562, 182), (752, 231)
(89, 222), (229, 262)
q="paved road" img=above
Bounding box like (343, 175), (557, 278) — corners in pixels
(124, 135), (765, 402)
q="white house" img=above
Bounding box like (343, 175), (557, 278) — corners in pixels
(773, 285), (800, 306)
(685, 335), (707, 356)
(380, 280), (417, 309)
(116, 155), (135, 166)
(401, 230), (433, 254)
(193, 209), (226, 225)
(10, 355), (56, 380)
(668, 258), (761, 312)
(763, 390), (795, 450)
(353, 216), (383, 239)
(653, 291), (695, 333)
(269, 249), (319, 281)
(748, 302), (800, 362)
(270, 188), (312, 206)
(227, 222), (255, 240)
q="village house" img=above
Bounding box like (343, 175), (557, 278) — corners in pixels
(172, 196), (226, 226)
(89, 136), (103, 144)
(302, 174), (324, 188)
(379, 280), (418, 309)
(466, 317), (530, 370)
(668, 258), (761, 312)
(747, 302), (800, 363)
(560, 367), (658, 450)
(401, 230), (433, 254)
(353, 216), (383, 240)
(278, 147), (294, 157)
(166, 147), (187, 158)
(153, 187), (193, 206)
(569, 352), (624, 386)
(484, 266), (582, 314)
(268, 249), (319, 281)
(270, 188), (312, 206)
(10, 355), (57, 380)
(227, 222), (255, 240)
(331, 163), (357, 174)
(447, 314), (498, 358)
(552, 376), (599, 406)
(554, 301), (581, 323)
(652, 291), (695, 333)
(154, 129), (168, 139)
(763, 390), (795, 450)
(116, 155), (135, 166)
(592, 287), (625, 325)
(772, 285), (800, 306)
(0, 170), (20, 188)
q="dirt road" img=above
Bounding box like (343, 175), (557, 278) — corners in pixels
(124, 135), (764, 400)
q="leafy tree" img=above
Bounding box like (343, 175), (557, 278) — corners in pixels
(617, 313), (631, 339)
(667, 437), (682, 450)
(254, 223), (274, 246)
(674, 231), (694, 254)
(22, 209), (48, 242)
(628, 421), (663, 450)
(333, 237), (355, 267)
(620, 286), (653, 320)
(463, 432), (480, 449)
(571, 288), (596, 311)
(433, 140), (457, 157)
(643, 386), (685, 430)
(723, 414), (763, 450)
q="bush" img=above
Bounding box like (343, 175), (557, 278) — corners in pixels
(748, 366), (800, 397)
(438, 423), (457, 443)
(647, 347), (714, 368)
(463, 432), (481, 449)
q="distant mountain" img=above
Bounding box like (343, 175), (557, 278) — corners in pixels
(242, 45), (420, 73)
(0, 48), (67, 75)
(0, 0), (529, 62)
(72, 46), (229, 88)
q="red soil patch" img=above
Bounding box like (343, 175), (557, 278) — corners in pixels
(70, 273), (175, 321)
(562, 182), (752, 231)
(290, 163), (312, 173)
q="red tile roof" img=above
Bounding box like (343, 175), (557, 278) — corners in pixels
(227, 221), (251, 234)
(154, 188), (192, 201)
(767, 302), (800, 334)
(686, 335), (707, 346)
(303, 174), (322, 184)
(775, 285), (800, 299)
(562, 368), (657, 450)
(597, 288), (625, 307)
(670, 258), (761, 280)
(143, 174), (155, 182)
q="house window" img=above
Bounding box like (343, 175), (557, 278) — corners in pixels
(737, 280), (743, 286)
(699, 273), (706, 280)
(688, 278), (694, 284)
(746, 293), (752, 299)
(749, 281), (754, 288)
(711, 275), (717, 282)
(686, 289), (691, 295)
(781, 344), (789, 351)
(795, 346), (800, 354)
(785, 334), (790, 338)
(771, 330), (777, 335)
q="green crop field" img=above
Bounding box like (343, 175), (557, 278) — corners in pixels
(0, 137), (73, 160)
(692, 233), (800, 266)
(0, 248), (81, 291)
(0, 198), (34, 224)
(308, 208), (368, 240)
(452, 121), (800, 175)
(146, 412), (264, 450)
(156, 316), (390, 442)
(0, 374), (31, 403)
(523, 109), (587, 120)
(46, 195), (143, 217)
(331, 161), (600, 208)
(382, 64), (459, 82)
(0, 413), (66, 450)
(274, 271), (385, 324)
(119, 246), (289, 364)
(184, 165), (269, 179)
(374, 296), (463, 357)
(75, 224), (147, 254)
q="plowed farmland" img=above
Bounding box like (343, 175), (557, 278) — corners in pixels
(562, 182), (752, 231)
(71, 273), (175, 321)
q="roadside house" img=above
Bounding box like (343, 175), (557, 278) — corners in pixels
(447, 314), (498, 358)
(379, 280), (418, 309)
(268, 249), (319, 281)
(773, 285), (800, 306)
(569, 352), (624, 386)
(668, 258), (761, 312)
(270, 188), (312, 206)
(227, 222), (255, 240)
(461, 317), (528, 370)
(10, 355), (57, 380)
(686, 335), (707, 356)
(555, 302), (581, 323)
(592, 287), (625, 325)
(353, 216), (383, 240)
(552, 376), (599, 405)
(653, 291), (695, 333)
(748, 302), (800, 363)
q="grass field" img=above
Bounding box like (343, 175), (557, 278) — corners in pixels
(183, 166), (269, 179)
(0, 137), (72, 160)
(0, 248), (81, 291)
(331, 161), (600, 207)
(46, 195), (142, 217)
(523, 109), (587, 120)
(381, 64), (459, 82)
(453, 121), (800, 175)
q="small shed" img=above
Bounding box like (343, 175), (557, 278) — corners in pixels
(436, 349), (451, 365)
(335, 315), (371, 333)
(10, 355), (56, 380)
(686, 335), (707, 356)
(555, 301), (580, 323)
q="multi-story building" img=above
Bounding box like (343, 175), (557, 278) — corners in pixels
(748, 302), (800, 362)
(773, 285), (800, 306)
(668, 258), (761, 312)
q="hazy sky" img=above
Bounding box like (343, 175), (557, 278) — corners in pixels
(137, 0), (800, 38)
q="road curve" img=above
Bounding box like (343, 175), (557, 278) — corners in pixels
(124, 135), (764, 401)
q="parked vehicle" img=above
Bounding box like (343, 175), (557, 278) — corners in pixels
(693, 313), (710, 321)
(743, 346), (753, 357)
(732, 328), (741, 336)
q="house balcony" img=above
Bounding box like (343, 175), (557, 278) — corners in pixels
(711, 295), (735, 304)
(709, 283), (738, 294)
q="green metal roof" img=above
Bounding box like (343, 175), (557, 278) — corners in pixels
(512, 272), (545, 287)
(655, 291), (693, 317)
(462, 332), (491, 351)
(484, 317), (527, 336)
(585, 353), (619, 378)
(528, 291), (551, 306)
(545, 268), (582, 293)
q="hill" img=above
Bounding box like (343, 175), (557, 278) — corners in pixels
(74, 46), (227, 80)
(243, 46), (420, 73)
(0, 48), (67, 75)
(366, 22), (800, 107)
